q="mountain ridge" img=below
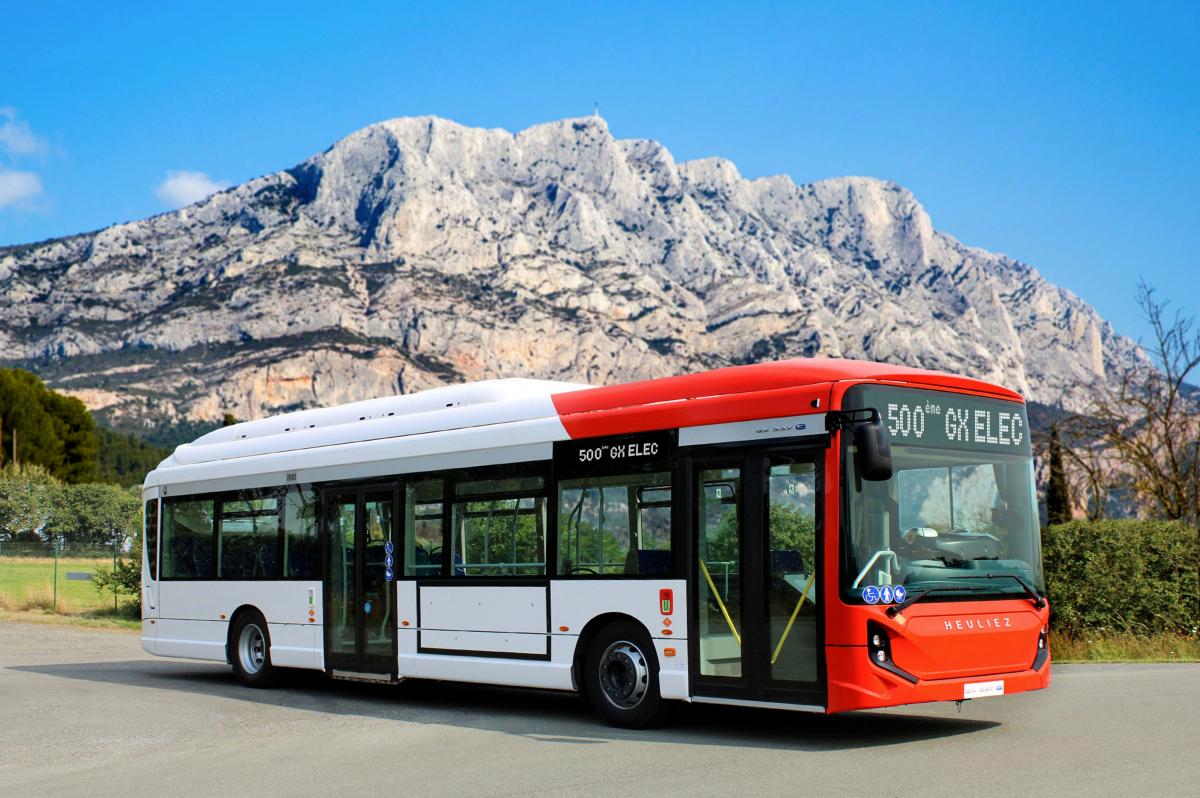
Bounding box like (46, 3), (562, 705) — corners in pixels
(0, 114), (1141, 429)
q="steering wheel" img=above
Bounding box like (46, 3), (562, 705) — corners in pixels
(566, 566), (599, 575)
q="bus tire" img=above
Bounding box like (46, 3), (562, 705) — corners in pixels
(231, 610), (280, 688)
(584, 620), (668, 728)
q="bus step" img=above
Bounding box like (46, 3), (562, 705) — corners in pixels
(330, 670), (399, 684)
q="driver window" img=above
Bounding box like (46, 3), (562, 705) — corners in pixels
(558, 471), (672, 576)
(951, 464), (1003, 534)
(897, 467), (951, 532)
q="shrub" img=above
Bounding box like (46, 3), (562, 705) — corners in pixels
(93, 537), (142, 616)
(1042, 520), (1199, 637)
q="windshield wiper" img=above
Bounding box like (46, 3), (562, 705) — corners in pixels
(885, 584), (993, 618)
(947, 573), (1046, 609)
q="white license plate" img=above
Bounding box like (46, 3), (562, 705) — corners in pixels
(964, 680), (1005, 699)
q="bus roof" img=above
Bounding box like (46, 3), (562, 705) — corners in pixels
(149, 358), (1022, 482)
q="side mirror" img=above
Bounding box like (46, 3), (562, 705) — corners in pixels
(853, 411), (893, 481)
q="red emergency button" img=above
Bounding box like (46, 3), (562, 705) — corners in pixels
(659, 588), (673, 615)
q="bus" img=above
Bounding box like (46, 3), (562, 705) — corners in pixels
(140, 358), (1050, 727)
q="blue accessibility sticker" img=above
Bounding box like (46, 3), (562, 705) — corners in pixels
(384, 567), (394, 582)
(880, 585), (895, 604)
(894, 585), (907, 603)
(384, 554), (394, 569)
(862, 585), (881, 604)
(384, 541), (394, 555)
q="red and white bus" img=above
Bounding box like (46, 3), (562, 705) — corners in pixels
(140, 358), (1050, 727)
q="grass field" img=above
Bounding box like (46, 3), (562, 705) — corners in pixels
(1050, 630), (1200, 663)
(0, 556), (123, 613)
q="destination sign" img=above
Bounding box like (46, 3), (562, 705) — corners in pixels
(847, 385), (1031, 455)
(555, 430), (676, 476)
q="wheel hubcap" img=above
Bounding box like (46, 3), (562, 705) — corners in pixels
(239, 623), (266, 675)
(599, 640), (649, 710)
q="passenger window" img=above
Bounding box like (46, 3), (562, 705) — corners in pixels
(162, 499), (215, 579)
(283, 485), (319, 578)
(218, 493), (280, 579)
(144, 499), (159, 580)
(451, 475), (546, 576)
(558, 471), (672, 576)
(404, 480), (444, 577)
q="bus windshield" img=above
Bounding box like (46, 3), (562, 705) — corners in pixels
(841, 385), (1044, 604)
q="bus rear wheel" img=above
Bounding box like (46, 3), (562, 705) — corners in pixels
(584, 620), (667, 728)
(231, 610), (280, 688)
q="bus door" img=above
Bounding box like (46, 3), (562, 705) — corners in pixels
(322, 484), (399, 676)
(142, 495), (160, 653)
(690, 448), (825, 707)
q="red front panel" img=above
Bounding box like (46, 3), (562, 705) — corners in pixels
(825, 598), (1050, 713)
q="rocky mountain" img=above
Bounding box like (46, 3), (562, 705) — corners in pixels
(0, 115), (1143, 431)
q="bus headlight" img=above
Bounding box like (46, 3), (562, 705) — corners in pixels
(868, 621), (918, 683)
(868, 622), (892, 664)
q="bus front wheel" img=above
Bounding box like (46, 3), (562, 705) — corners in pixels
(584, 620), (667, 728)
(231, 610), (280, 688)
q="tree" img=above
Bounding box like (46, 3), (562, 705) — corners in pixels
(1086, 282), (1200, 524)
(0, 368), (100, 483)
(0, 463), (60, 542)
(97, 426), (171, 487)
(222, 413), (238, 427)
(1045, 424), (1073, 525)
(43, 483), (140, 549)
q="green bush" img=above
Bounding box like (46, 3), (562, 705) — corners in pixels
(1043, 520), (1199, 637)
(93, 536), (142, 616)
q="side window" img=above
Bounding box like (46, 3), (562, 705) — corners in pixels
(558, 471), (672, 576)
(144, 499), (159, 580)
(451, 475), (546, 576)
(283, 485), (319, 578)
(162, 498), (215, 579)
(218, 492), (280, 579)
(404, 479), (444, 577)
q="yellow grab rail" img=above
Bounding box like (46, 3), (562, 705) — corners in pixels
(699, 559), (741, 646)
(770, 571), (816, 665)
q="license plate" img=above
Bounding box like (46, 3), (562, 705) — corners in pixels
(964, 680), (1004, 699)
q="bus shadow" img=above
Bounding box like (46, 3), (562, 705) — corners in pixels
(9, 659), (999, 751)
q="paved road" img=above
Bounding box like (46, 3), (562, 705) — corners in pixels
(1, 622), (1196, 797)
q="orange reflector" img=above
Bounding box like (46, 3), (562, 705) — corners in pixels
(308, 618), (315, 623)
(401, 620), (410, 627)
(664, 648), (677, 657)
(219, 613), (226, 620)
(558, 625), (570, 632)
(662, 618), (672, 627)
(309, 609), (315, 616)
(150, 619), (155, 624)
(662, 629), (673, 635)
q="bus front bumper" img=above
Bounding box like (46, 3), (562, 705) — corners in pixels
(825, 645), (1051, 713)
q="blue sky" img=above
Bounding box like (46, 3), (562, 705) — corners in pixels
(2, 1), (1196, 346)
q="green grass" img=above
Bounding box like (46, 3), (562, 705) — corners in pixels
(1050, 631), (1200, 663)
(0, 556), (125, 613)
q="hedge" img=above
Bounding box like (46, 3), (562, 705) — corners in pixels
(1042, 520), (1199, 637)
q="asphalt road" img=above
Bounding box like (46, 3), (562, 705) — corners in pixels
(1, 622), (1196, 797)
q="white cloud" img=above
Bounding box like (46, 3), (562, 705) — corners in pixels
(155, 170), (229, 208)
(0, 107), (49, 159)
(0, 169), (43, 208)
